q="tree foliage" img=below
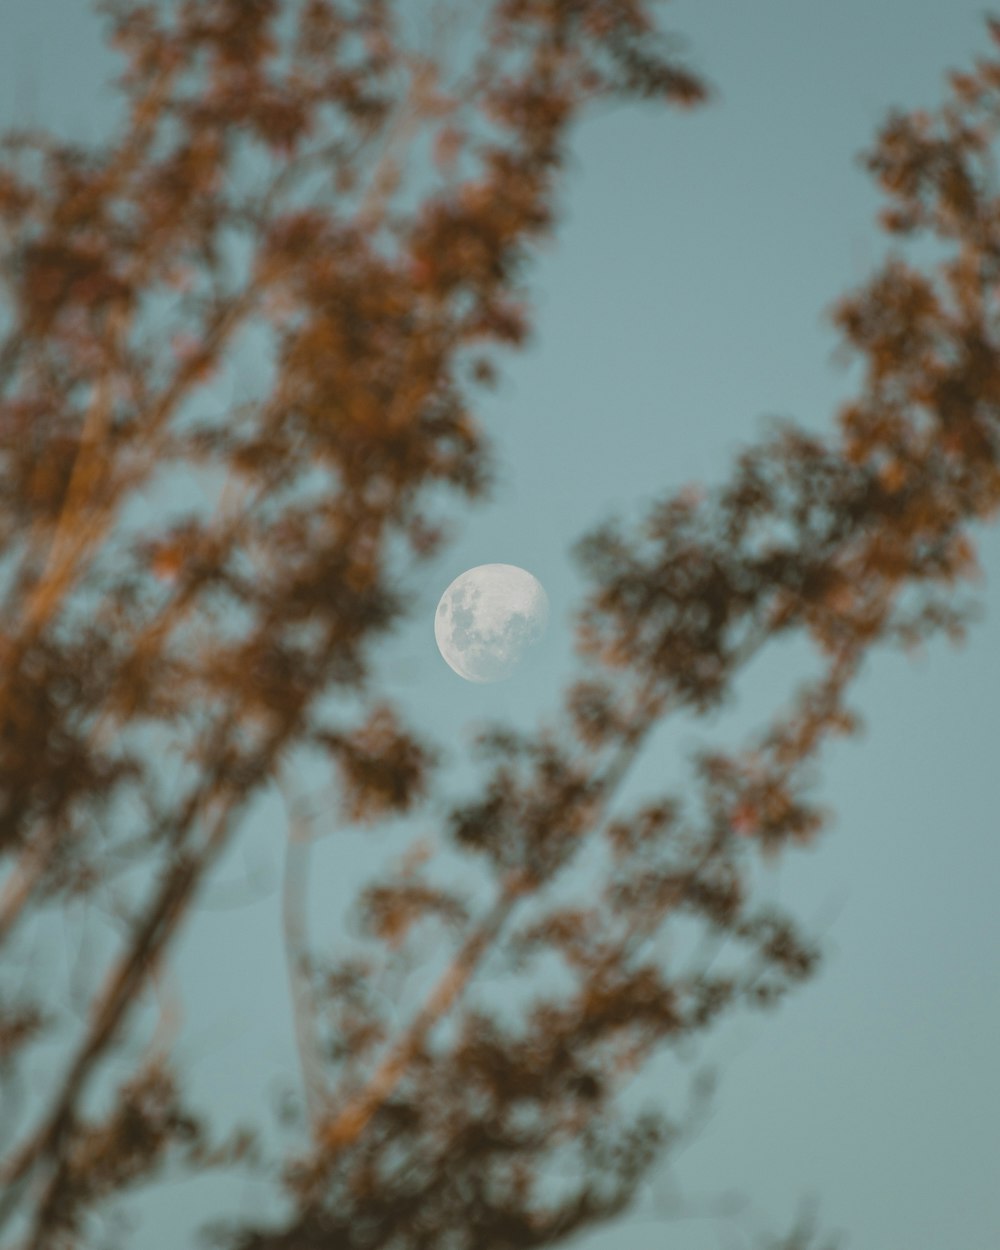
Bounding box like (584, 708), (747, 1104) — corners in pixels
(0, 2), (997, 1247)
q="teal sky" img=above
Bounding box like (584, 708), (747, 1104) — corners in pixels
(2, 3), (999, 1248)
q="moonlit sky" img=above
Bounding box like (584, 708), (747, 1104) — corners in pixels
(3, 3), (999, 1248)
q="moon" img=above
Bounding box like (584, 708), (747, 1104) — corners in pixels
(434, 564), (549, 683)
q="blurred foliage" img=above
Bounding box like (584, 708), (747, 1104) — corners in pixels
(0, 2), (997, 1247)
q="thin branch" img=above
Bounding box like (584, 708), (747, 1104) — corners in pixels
(0, 707), (262, 1237)
(356, 53), (451, 230)
(316, 870), (526, 1156)
(278, 780), (330, 1139)
(312, 684), (670, 1164)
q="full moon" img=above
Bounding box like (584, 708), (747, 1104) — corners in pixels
(434, 564), (549, 683)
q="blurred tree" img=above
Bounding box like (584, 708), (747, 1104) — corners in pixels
(0, 2), (996, 1248)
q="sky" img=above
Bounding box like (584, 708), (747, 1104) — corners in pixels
(2, 2), (999, 1248)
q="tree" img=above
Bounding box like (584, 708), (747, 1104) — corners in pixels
(0, 1), (996, 1246)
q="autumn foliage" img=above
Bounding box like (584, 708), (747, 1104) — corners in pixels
(0, 2), (998, 1248)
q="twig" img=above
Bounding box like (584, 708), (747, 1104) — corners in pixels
(278, 780), (330, 1138)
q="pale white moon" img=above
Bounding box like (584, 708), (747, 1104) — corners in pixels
(434, 564), (549, 683)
